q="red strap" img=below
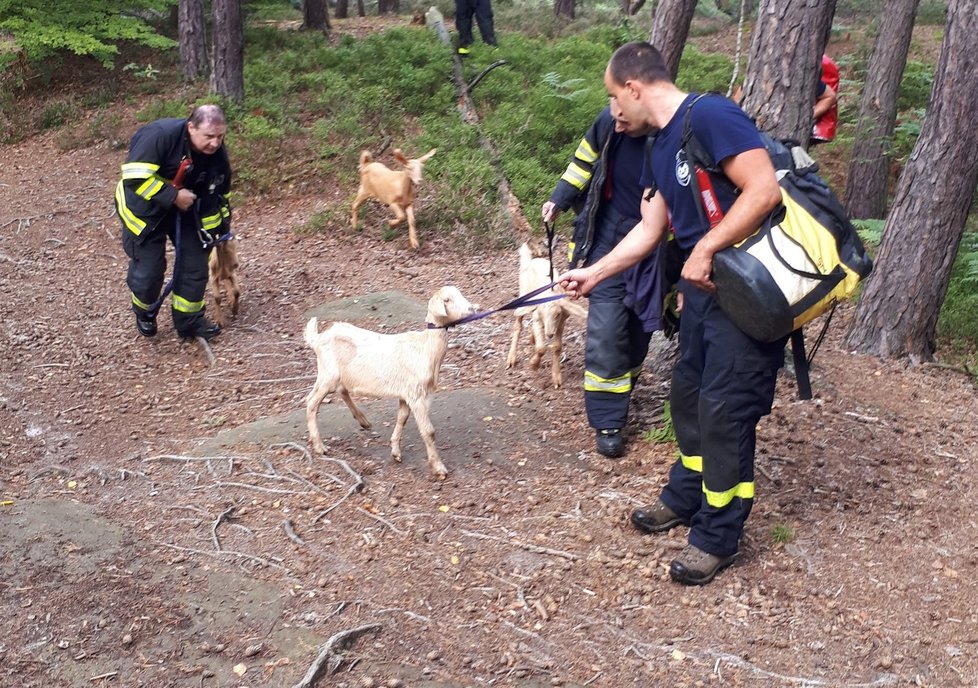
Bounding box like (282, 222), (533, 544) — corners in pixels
(695, 166), (724, 228)
(172, 157), (192, 189)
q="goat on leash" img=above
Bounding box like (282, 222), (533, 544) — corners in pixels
(506, 241), (587, 388)
(303, 286), (476, 480)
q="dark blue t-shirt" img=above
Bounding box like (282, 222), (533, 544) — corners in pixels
(640, 93), (764, 251)
(607, 133), (647, 220)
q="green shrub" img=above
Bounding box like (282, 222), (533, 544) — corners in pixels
(897, 60), (933, 112)
(38, 99), (80, 129)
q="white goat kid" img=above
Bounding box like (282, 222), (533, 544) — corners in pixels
(505, 242), (587, 388)
(304, 286), (476, 480)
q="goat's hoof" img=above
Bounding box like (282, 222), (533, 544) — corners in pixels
(433, 468), (448, 480)
(391, 452), (402, 463)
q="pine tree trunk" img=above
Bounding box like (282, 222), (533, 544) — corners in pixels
(179, 0), (208, 81)
(335, 0), (349, 19)
(741, 0), (836, 143)
(648, 0), (697, 80)
(303, 0), (331, 31)
(210, 0), (244, 104)
(554, 0), (575, 19)
(378, 0), (399, 14)
(843, 0), (921, 220)
(845, 0), (978, 360)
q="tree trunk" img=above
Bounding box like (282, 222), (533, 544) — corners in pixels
(648, 0), (697, 80)
(302, 0), (331, 31)
(845, 0), (978, 361)
(210, 0), (244, 104)
(179, 0), (208, 81)
(843, 0), (921, 220)
(554, 0), (576, 19)
(741, 0), (836, 143)
(378, 0), (399, 14)
(335, 0), (349, 19)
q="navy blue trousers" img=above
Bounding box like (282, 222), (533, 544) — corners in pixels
(659, 282), (785, 556)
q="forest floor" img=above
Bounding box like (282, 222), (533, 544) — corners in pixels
(2, 15), (976, 688)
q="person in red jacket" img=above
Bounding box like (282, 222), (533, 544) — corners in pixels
(811, 55), (839, 145)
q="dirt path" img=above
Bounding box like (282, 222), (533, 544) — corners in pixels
(2, 120), (978, 688)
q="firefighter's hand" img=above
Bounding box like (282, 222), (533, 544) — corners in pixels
(681, 244), (715, 292)
(542, 201), (559, 222)
(559, 268), (597, 299)
(175, 189), (197, 211)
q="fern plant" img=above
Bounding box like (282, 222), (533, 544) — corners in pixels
(641, 401), (676, 444)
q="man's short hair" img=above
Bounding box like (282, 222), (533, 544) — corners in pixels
(189, 104), (226, 128)
(608, 42), (671, 87)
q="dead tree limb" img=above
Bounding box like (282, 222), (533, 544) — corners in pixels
(291, 623), (381, 688)
(424, 7), (531, 235)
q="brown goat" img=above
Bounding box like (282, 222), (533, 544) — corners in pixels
(208, 239), (240, 328)
(350, 148), (437, 249)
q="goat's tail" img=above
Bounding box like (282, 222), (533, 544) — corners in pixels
(304, 317), (320, 347)
(359, 150), (373, 169)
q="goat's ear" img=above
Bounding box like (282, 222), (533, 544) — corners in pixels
(428, 291), (449, 319)
(393, 149), (409, 166)
(419, 148), (437, 163)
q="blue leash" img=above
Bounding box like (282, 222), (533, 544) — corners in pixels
(428, 280), (566, 329)
(145, 213), (182, 319)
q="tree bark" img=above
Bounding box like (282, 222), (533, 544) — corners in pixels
(843, 0), (921, 219)
(845, 0), (978, 361)
(335, 0), (349, 19)
(648, 0), (697, 80)
(378, 0), (399, 14)
(302, 0), (331, 31)
(741, 0), (836, 143)
(178, 0), (208, 81)
(210, 0), (244, 104)
(554, 0), (576, 20)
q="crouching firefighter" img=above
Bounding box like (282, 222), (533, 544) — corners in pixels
(542, 103), (668, 458)
(115, 104), (233, 341)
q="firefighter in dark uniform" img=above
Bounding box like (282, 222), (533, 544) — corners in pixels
(543, 102), (666, 458)
(115, 104), (231, 340)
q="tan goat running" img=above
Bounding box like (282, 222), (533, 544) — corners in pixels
(350, 147), (437, 250)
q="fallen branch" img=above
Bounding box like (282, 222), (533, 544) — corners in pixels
(424, 7), (530, 235)
(211, 504), (237, 551)
(291, 623), (381, 688)
(282, 519), (306, 546)
(314, 459), (365, 524)
(461, 529), (579, 560)
(158, 541), (288, 571)
(88, 670), (119, 682)
(196, 336), (216, 366)
(355, 507), (406, 535)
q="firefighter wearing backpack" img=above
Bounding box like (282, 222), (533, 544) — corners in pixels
(561, 42), (787, 586)
(542, 103), (667, 459)
(115, 104), (231, 341)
